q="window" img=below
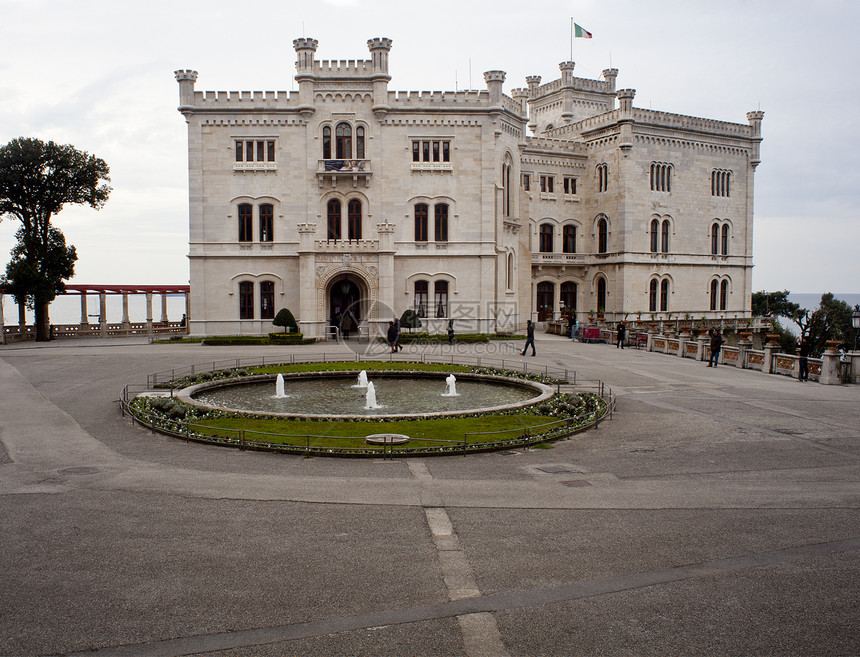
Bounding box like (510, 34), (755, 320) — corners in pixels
(522, 173), (531, 191)
(412, 140), (451, 162)
(414, 281), (428, 317)
(650, 219), (659, 253)
(536, 282), (554, 321)
(540, 175), (554, 193)
(260, 281), (274, 320)
(435, 203), (448, 242)
(711, 223), (720, 255)
(235, 139), (276, 163)
(597, 218), (608, 254)
(259, 204), (273, 242)
(239, 282), (254, 319)
(238, 204), (253, 242)
(434, 281), (449, 318)
(649, 279), (658, 312)
(414, 204), (429, 242)
(539, 224), (553, 252)
(502, 161), (512, 216)
(720, 279), (728, 310)
(327, 199), (341, 241)
(597, 163), (609, 192)
(721, 224), (729, 256)
(563, 176), (577, 195)
(650, 162), (672, 192)
(335, 123), (352, 159)
(356, 126), (365, 159)
(561, 281), (577, 313)
(660, 279), (669, 312)
(506, 252), (514, 289)
(597, 278), (607, 313)
(710, 280), (718, 311)
(563, 225), (576, 253)
(322, 127), (331, 159)
(711, 170), (731, 197)
(661, 220), (670, 253)
(347, 199), (362, 240)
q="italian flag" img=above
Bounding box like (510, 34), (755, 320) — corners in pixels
(574, 22), (593, 39)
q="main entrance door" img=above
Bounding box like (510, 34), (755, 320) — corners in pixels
(329, 277), (363, 338)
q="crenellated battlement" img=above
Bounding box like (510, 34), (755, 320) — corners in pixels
(194, 90), (297, 108)
(523, 136), (587, 154)
(312, 59), (374, 77)
(571, 106), (754, 139)
(534, 75), (614, 98)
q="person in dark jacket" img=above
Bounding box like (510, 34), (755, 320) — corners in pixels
(521, 320), (536, 356)
(708, 328), (723, 367)
(798, 338), (811, 382)
(386, 321), (397, 353)
(447, 319), (455, 344)
(617, 321), (626, 349)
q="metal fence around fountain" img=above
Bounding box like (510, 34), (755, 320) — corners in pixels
(123, 352), (614, 457)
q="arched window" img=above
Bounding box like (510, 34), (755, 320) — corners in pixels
(650, 163), (672, 192)
(260, 281), (274, 320)
(598, 218), (608, 253)
(561, 281), (577, 313)
(660, 279), (669, 312)
(711, 223), (720, 255)
(650, 218), (659, 253)
(502, 161), (512, 217)
(355, 126), (365, 159)
(539, 224), (553, 252)
(259, 204), (273, 242)
(335, 123), (352, 159)
(597, 163), (609, 192)
(563, 225), (576, 253)
(322, 126), (332, 160)
(649, 279), (658, 312)
(597, 277), (607, 313)
(239, 282), (254, 319)
(435, 203), (448, 242)
(347, 199), (362, 240)
(414, 281), (428, 317)
(414, 203), (429, 241)
(327, 199), (341, 241)
(536, 282), (554, 321)
(721, 224), (729, 256)
(506, 252), (514, 289)
(434, 281), (449, 318)
(720, 279), (728, 310)
(238, 203), (253, 242)
(661, 219), (670, 253)
(710, 280), (718, 311)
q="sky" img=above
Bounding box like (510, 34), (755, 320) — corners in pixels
(1, 0), (858, 297)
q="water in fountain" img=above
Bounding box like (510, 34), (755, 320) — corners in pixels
(352, 370), (369, 388)
(274, 373), (288, 398)
(365, 381), (381, 409)
(442, 373), (459, 397)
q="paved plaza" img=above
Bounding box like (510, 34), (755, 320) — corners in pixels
(1, 335), (858, 656)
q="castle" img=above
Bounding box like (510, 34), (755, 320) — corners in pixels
(175, 37), (763, 339)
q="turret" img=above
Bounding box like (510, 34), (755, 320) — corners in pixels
(484, 70), (506, 107)
(602, 68), (618, 110)
(746, 110), (765, 169)
(368, 37), (393, 118)
(617, 88), (636, 114)
(526, 75), (542, 98)
(293, 38), (319, 118)
(559, 61), (576, 123)
(174, 70), (198, 110)
(511, 88), (529, 115)
(617, 89), (636, 152)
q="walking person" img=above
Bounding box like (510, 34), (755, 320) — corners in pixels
(394, 318), (403, 352)
(568, 311), (577, 340)
(447, 319), (455, 345)
(386, 321), (397, 353)
(798, 337), (811, 382)
(707, 328), (723, 367)
(521, 319), (536, 356)
(617, 321), (626, 349)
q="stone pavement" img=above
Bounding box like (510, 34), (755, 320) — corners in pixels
(1, 334), (858, 656)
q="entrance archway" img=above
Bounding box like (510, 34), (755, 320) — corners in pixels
(328, 275), (364, 339)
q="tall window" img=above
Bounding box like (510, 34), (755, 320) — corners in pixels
(597, 218), (608, 254)
(720, 279), (728, 310)
(502, 161), (512, 216)
(322, 126), (331, 159)
(710, 279), (718, 311)
(238, 204), (253, 242)
(660, 279), (669, 312)
(239, 282), (254, 319)
(521, 173), (531, 191)
(327, 199), (341, 240)
(539, 224), (553, 252)
(540, 175), (554, 193)
(434, 281), (449, 318)
(414, 281), (428, 317)
(711, 170), (731, 197)
(563, 176), (577, 195)
(435, 203), (448, 242)
(356, 126), (365, 159)
(597, 278), (607, 313)
(536, 282), (554, 321)
(506, 252), (514, 289)
(721, 224), (729, 255)
(563, 225), (576, 253)
(259, 204), (273, 242)
(650, 162), (672, 192)
(260, 281), (274, 320)
(650, 219), (659, 253)
(561, 282), (577, 312)
(412, 140), (451, 162)
(711, 223), (720, 255)
(661, 220), (670, 253)
(335, 123), (352, 159)
(235, 140), (275, 163)
(414, 203), (429, 242)
(597, 163), (609, 192)
(347, 199), (362, 240)
(649, 279), (658, 312)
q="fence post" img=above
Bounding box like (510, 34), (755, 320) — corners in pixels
(240, 430), (245, 450)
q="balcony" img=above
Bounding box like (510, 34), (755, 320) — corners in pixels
(317, 160), (372, 188)
(314, 239), (379, 252)
(531, 252), (587, 266)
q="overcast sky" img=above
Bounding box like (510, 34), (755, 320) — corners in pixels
(1, 0), (857, 296)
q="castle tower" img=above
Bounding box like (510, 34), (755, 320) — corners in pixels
(746, 110), (765, 169)
(484, 70), (506, 108)
(293, 37), (319, 118)
(368, 37), (393, 119)
(559, 61), (576, 123)
(602, 68), (619, 110)
(174, 70), (198, 110)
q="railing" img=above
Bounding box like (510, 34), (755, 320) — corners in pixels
(4, 321), (187, 342)
(121, 353), (614, 458)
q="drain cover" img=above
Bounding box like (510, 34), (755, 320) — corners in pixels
(58, 467), (100, 476)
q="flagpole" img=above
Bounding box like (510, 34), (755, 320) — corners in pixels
(570, 18), (574, 61)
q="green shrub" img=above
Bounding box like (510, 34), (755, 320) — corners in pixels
(273, 308), (298, 333)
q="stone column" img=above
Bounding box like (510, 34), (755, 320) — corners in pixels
(678, 330), (691, 358)
(849, 352), (860, 384)
(297, 224), (318, 337)
(99, 292), (107, 337)
(161, 293), (169, 323)
(184, 292), (191, 333)
(80, 294), (89, 326)
(696, 332), (707, 361)
(145, 292), (153, 336)
(738, 332), (753, 369)
(121, 294), (130, 328)
(819, 341), (842, 385)
(763, 334), (780, 374)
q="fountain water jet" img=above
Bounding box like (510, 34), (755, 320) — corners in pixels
(353, 370), (369, 388)
(274, 373), (288, 398)
(364, 381), (381, 409)
(442, 373), (459, 397)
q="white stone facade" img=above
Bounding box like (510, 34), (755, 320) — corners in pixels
(175, 37), (763, 338)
